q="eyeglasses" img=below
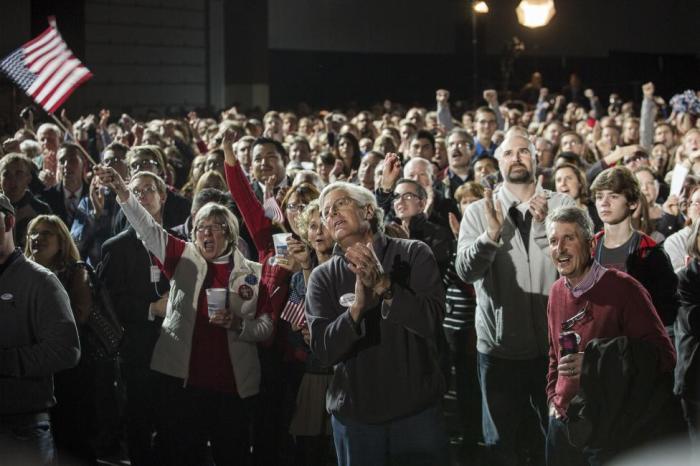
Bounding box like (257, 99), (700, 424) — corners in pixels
(131, 185), (158, 198)
(195, 223), (227, 234)
(286, 203), (308, 213)
(450, 140), (474, 150)
(392, 192), (423, 204)
(130, 159), (159, 170)
(321, 196), (357, 221)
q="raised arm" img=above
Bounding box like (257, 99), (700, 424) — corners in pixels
(455, 192), (502, 283)
(222, 131), (274, 258)
(93, 166), (170, 264)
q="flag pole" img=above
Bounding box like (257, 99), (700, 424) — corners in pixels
(48, 112), (98, 166)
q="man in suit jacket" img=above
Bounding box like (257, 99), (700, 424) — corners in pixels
(38, 143), (89, 229)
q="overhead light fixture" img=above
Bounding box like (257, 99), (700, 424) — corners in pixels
(516, 0), (556, 28)
(473, 1), (489, 14)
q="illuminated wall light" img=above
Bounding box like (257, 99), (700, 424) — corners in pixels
(473, 1), (489, 14)
(516, 0), (556, 28)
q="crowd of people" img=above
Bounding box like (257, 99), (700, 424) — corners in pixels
(0, 73), (699, 466)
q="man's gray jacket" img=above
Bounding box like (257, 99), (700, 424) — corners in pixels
(456, 184), (575, 359)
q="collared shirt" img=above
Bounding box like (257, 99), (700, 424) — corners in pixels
(256, 175), (289, 197)
(564, 260), (607, 298)
(473, 137), (497, 162)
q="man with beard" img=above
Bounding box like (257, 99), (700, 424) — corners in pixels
(456, 135), (575, 465)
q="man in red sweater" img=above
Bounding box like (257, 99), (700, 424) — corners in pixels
(544, 206), (675, 465)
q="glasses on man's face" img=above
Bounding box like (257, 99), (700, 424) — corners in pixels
(392, 192), (422, 204)
(321, 196), (356, 221)
(131, 185), (158, 198)
(195, 223), (227, 234)
(130, 159), (159, 171)
(286, 203), (308, 213)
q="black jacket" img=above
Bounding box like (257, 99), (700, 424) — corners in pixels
(566, 337), (685, 460)
(406, 213), (455, 278)
(676, 259), (700, 402)
(594, 231), (680, 326)
(38, 181), (89, 228)
(99, 228), (169, 367)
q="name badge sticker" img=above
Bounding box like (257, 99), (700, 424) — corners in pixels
(1, 293), (13, 301)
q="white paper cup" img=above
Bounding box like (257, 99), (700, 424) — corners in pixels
(272, 233), (293, 265)
(206, 288), (227, 317)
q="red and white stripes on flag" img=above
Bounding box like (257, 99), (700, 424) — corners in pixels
(0, 17), (92, 114)
(280, 293), (307, 329)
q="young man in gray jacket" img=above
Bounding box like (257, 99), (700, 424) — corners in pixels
(456, 135), (575, 465)
(0, 193), (80, 465)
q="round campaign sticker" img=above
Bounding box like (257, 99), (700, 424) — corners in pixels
(244, 274), (258, 285)
(339, 293), (356, 308)
(238, 284), (254, 301)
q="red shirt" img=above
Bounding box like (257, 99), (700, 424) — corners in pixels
(546, 268), (675, 417)
(159, 236), (237, 394)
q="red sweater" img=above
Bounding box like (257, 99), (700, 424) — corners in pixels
(224, 162), (291, 344)
(546, 268), (676, 417)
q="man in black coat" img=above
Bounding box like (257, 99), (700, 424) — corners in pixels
(38, 143), (89, 229)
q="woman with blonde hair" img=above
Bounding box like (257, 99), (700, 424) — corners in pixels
(25, 214), (95, 463)
(95, 163), (273, 466)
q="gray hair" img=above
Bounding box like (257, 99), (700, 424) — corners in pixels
(37, 122), (62, 137)
(191, 202), (240, 249)
(318, 181), (385, 233)
(19, 139), (42, 158)
(403, 157), (435, 179)
(545, 206), (594, 243)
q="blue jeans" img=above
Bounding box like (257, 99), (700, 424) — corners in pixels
(478, 352), (548, 466)
(331, 404), (449, 466)
(0, 412), (55, 465)
(545, 416), (601, 466)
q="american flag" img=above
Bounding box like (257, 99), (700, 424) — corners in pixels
(263, 196), (285, 225)
(0, 17), (92, 114)
(280, 284), (306, 329)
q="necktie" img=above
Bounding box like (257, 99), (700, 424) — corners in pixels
(509, 205), (532, 253)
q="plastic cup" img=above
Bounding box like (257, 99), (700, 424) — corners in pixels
(206, 288), (227, 317)
(272, 233), (293, 265)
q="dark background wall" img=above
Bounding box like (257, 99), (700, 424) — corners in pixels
(1, 0), (698, 122)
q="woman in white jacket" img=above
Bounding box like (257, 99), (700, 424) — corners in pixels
(95, 165), (272, 466)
